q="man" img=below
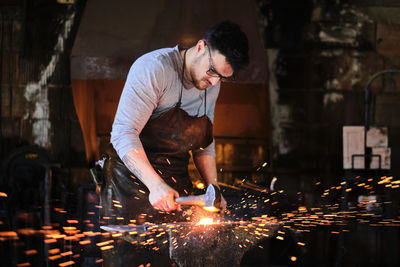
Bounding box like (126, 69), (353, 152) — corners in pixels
(100, 21), (249, 225)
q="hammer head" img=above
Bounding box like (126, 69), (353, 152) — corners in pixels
(175, 184), (222, 212)
(203, 184), (222, 211)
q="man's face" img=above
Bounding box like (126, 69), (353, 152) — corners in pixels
(189, 44), (234, 90)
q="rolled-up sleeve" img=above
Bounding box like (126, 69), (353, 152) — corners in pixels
(111, 56), (166, 159)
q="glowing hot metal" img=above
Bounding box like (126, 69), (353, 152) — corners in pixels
(198, 217), (214, 225)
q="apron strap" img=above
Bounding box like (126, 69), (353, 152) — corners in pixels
(177, 48), (207, 117)
(176, 49), (187, 108)
(204, 88), (207, 116)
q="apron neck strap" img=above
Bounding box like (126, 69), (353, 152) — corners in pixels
(176, 49), (187, 108)
(177, 49), (208, 116)
(204, 88), (207, 116)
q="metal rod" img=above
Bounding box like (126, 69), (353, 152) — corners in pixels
(364, 69), (400, 169)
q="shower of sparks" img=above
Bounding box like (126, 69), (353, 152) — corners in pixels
(0, 173), (399, 266)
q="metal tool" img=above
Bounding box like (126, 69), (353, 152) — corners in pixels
(175, 184), (221, 211)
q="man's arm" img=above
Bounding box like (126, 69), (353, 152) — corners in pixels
(111, 55), (180, 211)
(193, 154), (227, 211)
(122, 148), (179, 211)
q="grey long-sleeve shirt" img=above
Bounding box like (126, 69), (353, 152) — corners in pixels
(111, 46), (220, 160)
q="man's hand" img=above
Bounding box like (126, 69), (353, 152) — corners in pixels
(122, 150), (181, 212)
(148, 181), (180, 211)
(220, 194), (227, 213)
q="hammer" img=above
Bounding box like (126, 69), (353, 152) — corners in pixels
(175, 184), (222, 212)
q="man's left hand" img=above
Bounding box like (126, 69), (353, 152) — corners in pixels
(220, 194), (227, 213)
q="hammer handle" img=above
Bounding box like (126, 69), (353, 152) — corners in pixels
(175, 195), (204, 206)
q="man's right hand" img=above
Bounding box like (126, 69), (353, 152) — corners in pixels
(148, 181), (180, 211)
(121, 149), (180, 212)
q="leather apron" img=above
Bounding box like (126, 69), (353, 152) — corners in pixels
(100, 50), (213, 225)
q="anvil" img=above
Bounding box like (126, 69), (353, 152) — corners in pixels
(101, 220), (281, 267)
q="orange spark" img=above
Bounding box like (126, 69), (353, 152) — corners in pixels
(79, 240), (91, 245)
(48, 248), (60, 254)
(59, 261), (75, 266)
(60, 251), (73, 257)
(16, 263), (30, 267)
(25, 249), (38, 255)
(49, 255), (62, 261)
(196, 182), (205, 189)
(100, 245), (114, 251)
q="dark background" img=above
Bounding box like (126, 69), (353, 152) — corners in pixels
(1, 0), (399, 266)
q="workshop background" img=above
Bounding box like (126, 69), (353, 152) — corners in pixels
(1, 0), (399, 266)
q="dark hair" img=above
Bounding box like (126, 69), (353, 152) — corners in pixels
(202, 20), (249, 73)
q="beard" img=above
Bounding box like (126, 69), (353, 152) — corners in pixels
(192, 77), (210, 90)
(189, 55), (210, 90)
